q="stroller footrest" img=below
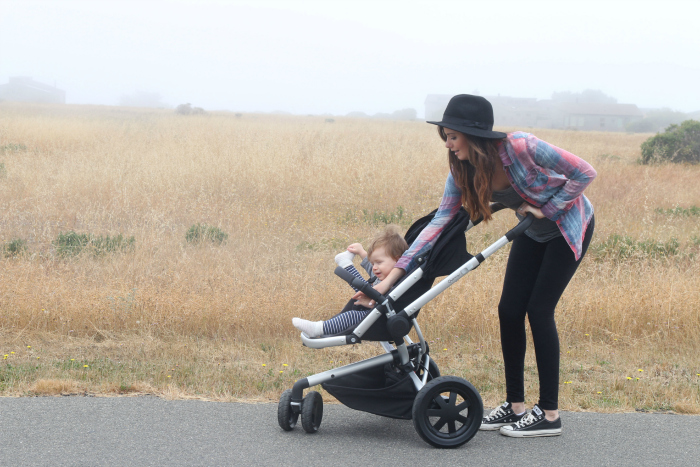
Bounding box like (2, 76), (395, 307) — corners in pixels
(300, 332), (361, 349)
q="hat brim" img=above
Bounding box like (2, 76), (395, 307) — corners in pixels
(427, 120), (506, 139)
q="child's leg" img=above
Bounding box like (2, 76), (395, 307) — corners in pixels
(341, 265), (367, 292)
(335, 251), (368, 292)
(322, 309), (370, 335)
(292, 308), (369, 337)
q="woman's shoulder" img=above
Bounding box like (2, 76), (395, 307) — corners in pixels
(502, 131), (538, 158)
(505, 131), (535, 142)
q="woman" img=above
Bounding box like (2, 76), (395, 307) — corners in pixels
(353, 94), (596, 438)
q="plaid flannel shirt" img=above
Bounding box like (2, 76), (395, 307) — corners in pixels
(395, 132), (596, 274)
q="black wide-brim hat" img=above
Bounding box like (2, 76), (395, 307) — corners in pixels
(427, 94), (506, 139)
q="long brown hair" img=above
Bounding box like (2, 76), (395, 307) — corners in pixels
(438, 126), (504, 223)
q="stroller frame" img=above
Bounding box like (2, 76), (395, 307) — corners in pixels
(279, 207), (534, 448)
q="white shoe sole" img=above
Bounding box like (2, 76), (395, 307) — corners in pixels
(499, 428), (562, 437)
(479, 422), (512, 431)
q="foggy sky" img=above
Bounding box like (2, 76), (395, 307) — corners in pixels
(1, 0), (699, 115)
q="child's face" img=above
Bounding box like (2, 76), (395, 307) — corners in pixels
(369, 247), (397, 281)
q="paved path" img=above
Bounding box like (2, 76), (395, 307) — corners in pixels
(1, 396), (699, 466)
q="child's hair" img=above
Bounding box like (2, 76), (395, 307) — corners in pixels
(367, 225), (408, 261)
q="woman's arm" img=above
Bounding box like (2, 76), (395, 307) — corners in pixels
(351, 174), (461, 307)
(393, 173), (463, 274)
(352, 268), (405, 307)
(523, 134), (597, 221)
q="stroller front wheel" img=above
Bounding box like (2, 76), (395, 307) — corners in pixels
(301, 391), (324, 433)
(278, 389), (299, 431)
(412, 376), (483, 448)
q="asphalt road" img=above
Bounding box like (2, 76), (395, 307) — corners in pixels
(1, 396), (699, 466)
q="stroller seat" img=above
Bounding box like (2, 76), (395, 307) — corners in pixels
(305, 206), (474, 343)
(313, 275), (433, 342)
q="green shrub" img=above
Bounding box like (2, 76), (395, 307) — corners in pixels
(54, 232), (90, 256)
(0, 162), (6, 179)
(0, 143), (27, 154)
(655, 206), (700, 217)
(640, 120), (700, 164)
(3, 238), (27, 257)
(90, 234), (136, 255)
(592, 234), (681, 260)
(54, 232), (135, 257)
(637, 237), (680, 258)
(175, 103), (205, 115)
(185, 224), (228, 245)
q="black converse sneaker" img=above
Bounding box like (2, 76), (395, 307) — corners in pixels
(499, 404), (562, 437)
(479, 402), (526, 431)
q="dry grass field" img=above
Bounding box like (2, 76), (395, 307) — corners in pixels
(1, 103), (698, 413)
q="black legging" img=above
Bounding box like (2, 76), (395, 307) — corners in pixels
(498, 216), (594, 411)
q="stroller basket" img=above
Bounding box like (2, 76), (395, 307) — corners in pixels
(322, 364), (416, 420)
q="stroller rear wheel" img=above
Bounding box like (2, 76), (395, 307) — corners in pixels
(301, 391), (323, 433)
(277, 389), (298, 431)
(412, 376), (483, 448)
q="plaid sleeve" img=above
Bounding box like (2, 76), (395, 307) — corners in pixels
(528, 135), (597, 221)
(395, 173), (462, 274)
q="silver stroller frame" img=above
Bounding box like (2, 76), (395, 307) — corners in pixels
(279, 210), (534, 448)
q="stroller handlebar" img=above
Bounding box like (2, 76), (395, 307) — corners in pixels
(505, 212), (535, 241)
(334, 266), (387, 304)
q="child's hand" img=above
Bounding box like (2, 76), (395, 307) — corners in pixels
(353, 293), (374, 308)
(347, 243), (367, 259)
(352, 271), (401, 308)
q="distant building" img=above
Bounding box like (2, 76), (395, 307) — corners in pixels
(488, 96), (553, 129)
(556, 103), (643, 131)
(424, 94), (643, 132)
(0, 76), (65, 104)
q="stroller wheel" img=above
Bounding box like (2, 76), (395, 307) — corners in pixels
(278, 389), (298, 431)
(412, 376), (483, 448)
(301, 391), (323, 433)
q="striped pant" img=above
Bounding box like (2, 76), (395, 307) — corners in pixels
(322, 265), (370, 335)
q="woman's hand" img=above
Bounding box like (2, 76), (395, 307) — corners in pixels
(517, 203), (546, 219)
(347, 243), (367, 259)
(351, 268), (405, 307)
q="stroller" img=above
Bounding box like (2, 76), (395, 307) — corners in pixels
(278, 204), (533, 448)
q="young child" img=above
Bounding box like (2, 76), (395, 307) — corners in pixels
(292, 225), (408, 337)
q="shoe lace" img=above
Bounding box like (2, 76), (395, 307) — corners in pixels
(513, 412), (537, 429)
(484, 406), (507, 421)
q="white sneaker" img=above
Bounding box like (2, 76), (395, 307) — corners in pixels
(499, 404), (562, 437)
(480, 402), (525, 431)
